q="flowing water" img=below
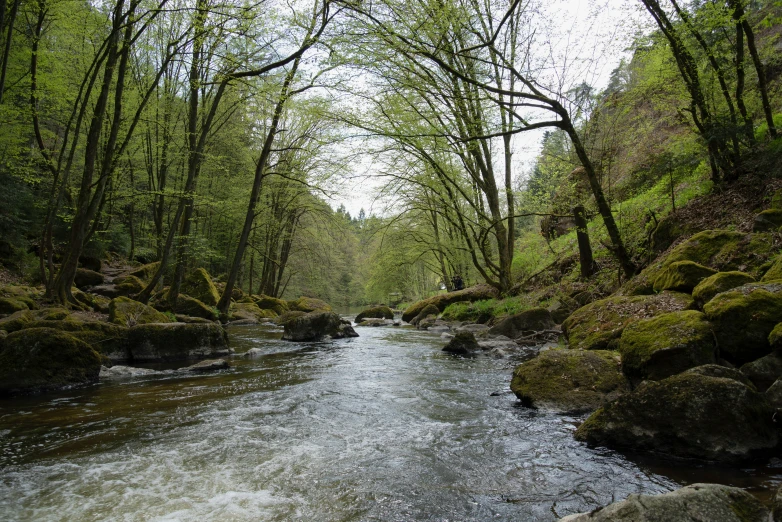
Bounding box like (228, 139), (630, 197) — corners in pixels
(1, 322), (780, 521)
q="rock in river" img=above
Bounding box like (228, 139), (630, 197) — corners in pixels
(282, 311), (358, 342)
(127, 322), (230, 361)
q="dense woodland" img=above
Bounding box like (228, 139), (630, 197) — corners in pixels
(0, 0), (780, 311)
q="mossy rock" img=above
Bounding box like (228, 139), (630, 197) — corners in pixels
(562, 292), (695, 351)
(401, 284), (499, 323)
(652, 261), (717, 293)
(108, 296), (173, 327)
(128, 261), (160, 283)
(762, 252), (782, 282)
(288, 296), (332, 313)
(649, 212), (696, 255)
(17, 318), (131, 362)
(355, 305), (394, 322)
(127, 322), (229, 361)
(252, 295), (289, 315)
(684, 364), (755, 390)
(0, 308), (71, 333)
(766, 379), (782, 412)
(619, 310), (716, 384)
(180, 268), (220, 306)
(275, 310), (306, 326)
(511, 350), (629, 414)
(74, 268), (104, 289)
(281, 311), (358, 341)
(574, 372), (778, 463)
(740, 353), (782, 392)
(114, 275), (145, 296)
(442, 331), (479, 355)
(231, 287), (245, 301)
(0, 327), (102, 396)
(0, 297), (31, 314)
(488, 308), (555, 338)
(72, 289), (111, 313)
(0, 285), (42, 300)
(692, 271), (756, 306)
(623, 230), (778, 295)
(172, 294), (217, 321)
(770, 322), (782, 350)
(752, 209), (782, 232)
(703, 282), (782, 364)
(231, 302), (275, 323)
(560, 483), (769, 522)
(411, 304), (440, 326)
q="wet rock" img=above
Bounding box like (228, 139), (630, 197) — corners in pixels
(753, 209), (782, 232)
(692, 271), (756, 306)
(575, 373), (778, 462)
(559, 483), (769, 522)
(74, 268), (104, 289)
(442, 331), (479, 355)
(183, 359), (229, 372)
(100, 365), (157, 379)
(181, 268), (220, 306)
(127, 322), (230, 361)
(511, 350), (629, 414)
(652, 261), (717, 293)
(455, 323), (490, 335)
(0, 328), (102, 396)
(740, 353), (782, 392)
(357, 318), (393, 327)
(355, 305), (394, 322)
(618, 310), (715, 384)
(281, 311), (358, 341)
(704, 282), (782, 364)
(563, 292), (694, 351)
(488, 308), (555, 339)
(288, 296), (332, 313)
(426, 324), (450, 334)
(684, 364), (755, 389)
(401, 284), (499, 323)
(243, 348), (264, 358)
(109, 296), (172, 327)
(477, 338), (519, 352)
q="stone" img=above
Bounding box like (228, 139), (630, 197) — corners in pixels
(511, 350), (629, 414)
(562, 292), (694, 351)
(559, 483), (769, 522)
(288, 296), (332, 313)
(704, 282), (782, 364)
(442, 331), (479, 355)
(401, 284), (499, 323)
(114, 275), (146, 296)
(0, 307), (70, 332)
(0, 328), (101, 395)
(100, 365), (157, 379)
(181, 268), (220, 306)
(411, 304), (440, 326)
(281, 312), (358, 341)
(74, 268), (104, 289)
(357, 318), (393, 327)
(108, 297), (172, 327)
(252, 295), (289, 315)
(454, 323), (490, 335)
(618, 310), (716, 384)
(231, 302), (274, 323)
(764, 253), (782, 283)
(773, 484), (782, 522)
(79, 256), (102, 273)
(355, 305), (394, 322)
(683, 364), (755, 389)
(692, 271), (756, 306)
(649, 212), (695, 255)
(652, 261), (717, 293)
(0, 297), (29, 314)
(766, 379), (782, 411)
(173, 294), (218, 321)
(488, 308), (555, 339)
(74, 291), (111, 313)
(275, 310), (306, 326)
(128, 261), (160, 283)
(771, 322), (782, 350)
(243, 348), (264, 358)
(183, 359), (229, 372)
(740, 353), (782, 392)
(127, 322), (230, 361)
(575, 373), (778, 462)
(752, 209), (782, 232)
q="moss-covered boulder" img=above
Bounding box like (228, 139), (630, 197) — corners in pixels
(74, 268), (104, 289)
(574, 373), (778, 462)
(411, 304), (440, 326)
(0, 308), (70, 333)
(703, 282), (782, 364)
(692, 271), (756, 306)
(753, 209), (782, 232)
(114, 275), (145, 296)
(0, 328), (102, 395)
(173, 294), (217, 321)
(740, 353), (782, 392)
(649, 212), (695, 255)
(72, 289), (111, 313)
(559, 483), (769, 522)
(683, 364), (755, 389)
(488, 308), (555, 339)
(770, 322), (782, 350)
(108, 297), (172, 327)
(231, 302), (275, 323)
(180, 268), (220, 306)
(652, 261), (717, 293)
(288, 296), (332, 313)
(619, 310), (716, 384)
(0, 297), (30, 314)
(442, 331), (479, 355)
(355, 305), (394, 322)
(511, 350), (629, 414)
(252, 295), (289, 315)
(623, 230), (778, 295)
(282, 311), (358, 341)
(275, 310), (306, 326)
(562, 292), (694, 351)
(762, 253), (782, 283)
(127, 322), (229, 361)
(128, 261), (160, 283)
(401, 284), (499, 323)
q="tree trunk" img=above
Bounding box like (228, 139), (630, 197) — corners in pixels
(573, 205), (596, 279)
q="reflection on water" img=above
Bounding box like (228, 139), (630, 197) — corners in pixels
(0, 323), (779, 521)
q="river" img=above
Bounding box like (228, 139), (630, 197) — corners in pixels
(1, 322), (780, 521)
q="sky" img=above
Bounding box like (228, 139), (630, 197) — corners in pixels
(328, 0), (644, 218)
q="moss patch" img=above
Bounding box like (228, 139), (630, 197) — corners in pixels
(652, 261), (716, 293)
(231, 302), (275, 322)
(108, 297), (172, 327)
(181, 268), (220, 306)
(128, 262), (160, 283)
(692, 271), (756, 306)
(288, 296), (332, 313)
(355, 305), (394, 322)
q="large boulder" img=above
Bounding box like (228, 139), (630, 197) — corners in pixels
(766, 379), (782, 411)
(14, 317), (130, 362)
(740, 353), (782, 392)
(231, 302), (275, 323)
(275, 310), (306, 326)
(652, 261), (716, 293)
(288, 296), (332, 313)
(575, 373), (778, 462)
(488, 308), (555, 339)
(703, 282), (782, 364)
(128, 261), (160, 283)
(0, 297), (30, 314)
(618, 310), (715, 384)
(127, 322), (229, 361)
(114, 275), (145, 296)
(411, 304), (440, 326)
(684, 364), (755, 389)
(173, 294), (217, 321)
(181, 268), (220, 306)
(763, 252), (782, 283)
(442, 331), (479, 355)
(0, 307), (70, 332)
(753, 209), (782, 232)
(559, 483), (769, 522)
(108, 297), (172, 327)
(355, 305), (394, 322)
(281, 312), (358, 341)
(74, 268), (104, 289)
(562, 292), (694, 351)
(692, 271), (756, 306)
(252, 295), (289, 315)
(0, 328), (102, 395)
(401, 284), (499, 323)
(511, 350), (629, 414)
